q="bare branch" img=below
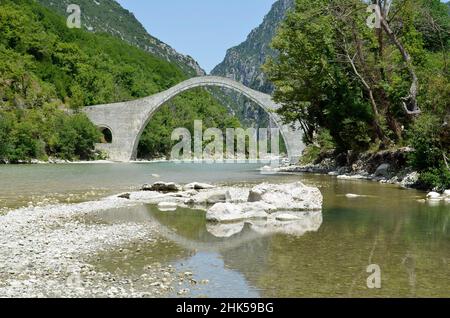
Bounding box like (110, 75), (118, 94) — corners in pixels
(380, 15), (421, 115)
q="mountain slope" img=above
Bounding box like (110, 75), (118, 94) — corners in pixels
(37, 0), (205, 76)
(210, 0), (294, 128)
(211, 0), (294, 92)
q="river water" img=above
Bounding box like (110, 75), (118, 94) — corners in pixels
(0, 163), (449, 297)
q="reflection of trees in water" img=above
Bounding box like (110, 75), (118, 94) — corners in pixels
(219, 207), (450, 298)
(145, 202), (450, 297)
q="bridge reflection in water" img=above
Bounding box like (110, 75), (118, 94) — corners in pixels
(89, 203), (322, 297)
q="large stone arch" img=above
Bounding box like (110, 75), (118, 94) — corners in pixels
(83, 76), (304, 162)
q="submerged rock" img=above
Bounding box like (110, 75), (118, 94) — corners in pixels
(206, 211), (323, 237)
(345, 193), (365, 199)
(157, 202), (178, 211)
(250, 212), (323, 236)
(206, 222), (245, 238)
(206, 202), (269, 223)
(183, 182), (215, 190)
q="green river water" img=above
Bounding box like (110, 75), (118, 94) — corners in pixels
(0, 163), (449, 297)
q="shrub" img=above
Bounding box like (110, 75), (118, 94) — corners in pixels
(408, 114), (443, 171)
(416, 168), (450, 192)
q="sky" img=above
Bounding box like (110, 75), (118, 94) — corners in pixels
(116, 0), (276, 73)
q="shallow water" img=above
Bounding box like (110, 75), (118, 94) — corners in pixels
(92, 200), (450, 297)
(1, 163), (449, 297)
(0, 162), (268, 209)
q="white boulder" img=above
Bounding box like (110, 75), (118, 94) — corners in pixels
(185, 190), (229, 205)
(248, 182), (322, 210)
(427, 192), (442, 200)
(206, 182), (322, 223)
(400, 171), (419, 188)
(337, 175), (367, 180)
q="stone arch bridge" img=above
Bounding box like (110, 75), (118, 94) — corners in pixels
(83, 76), (304, 162)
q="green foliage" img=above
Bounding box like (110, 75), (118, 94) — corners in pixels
(264, 0), (450, 189)
(407, 114), (449, 191)
(37, 0), (202, 76)
(0, 106), (101, 162)
(300, 129), (335, 165)
(0, 0), (185, 108)
(263, 0), (374, 151)
(408, 114), (444, 171)
(416, 168), (450, 192)
(55, 113), (102, 160)
(0, 0), (239, 161)
(138, 89), (241, 159)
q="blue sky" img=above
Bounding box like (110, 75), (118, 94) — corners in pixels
(116, 0), (276, 73)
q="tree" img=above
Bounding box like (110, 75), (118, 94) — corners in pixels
(264, 0), (446, 149)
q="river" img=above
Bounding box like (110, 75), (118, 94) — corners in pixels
(0, 163), (449, 297)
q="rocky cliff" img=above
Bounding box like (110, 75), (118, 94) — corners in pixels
(211, 0), (294, 92)
(210, 0), (294, 127)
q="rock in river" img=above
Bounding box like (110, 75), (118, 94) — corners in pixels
(248, 182), (323, 210)
(427, 192), (442, 200)
(206, 202), (271, 223)
(185, 190), (229, 205)
(206, 182), (323, 223)
(157, 202), (178, 211)
(141, 182), (181, 193)
(183, 182), (215, 190)
(374, 163), (391, 177)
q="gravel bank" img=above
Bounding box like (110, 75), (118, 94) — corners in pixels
(0, 196), (193, 298)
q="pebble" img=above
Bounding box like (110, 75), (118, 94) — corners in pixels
(0, 197), (195, 298)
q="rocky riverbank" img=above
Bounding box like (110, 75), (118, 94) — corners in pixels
(0, 195), (204, 298)
(0, 179), (324, 298)
(271, 148), (425, 189)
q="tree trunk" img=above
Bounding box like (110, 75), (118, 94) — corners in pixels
(380, 18), (421, 115)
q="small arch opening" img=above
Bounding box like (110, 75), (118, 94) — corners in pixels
(99, 127), (113, 144)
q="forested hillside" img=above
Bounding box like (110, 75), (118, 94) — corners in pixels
(0, 0), (236, 162)
(37, 0), (205, 76)
(264, 0), (449, 190)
